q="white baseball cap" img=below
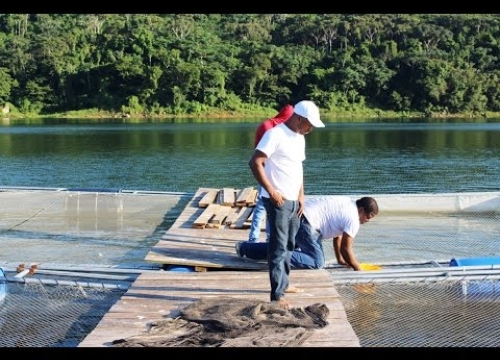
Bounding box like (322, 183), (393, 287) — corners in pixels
(293, 100), (325, 128)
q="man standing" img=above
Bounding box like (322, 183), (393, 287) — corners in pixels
(248, 104), (294, 243)
(248, 100), (324, 309)
(236, 196), (379, 270)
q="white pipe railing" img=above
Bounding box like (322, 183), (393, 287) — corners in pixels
(5, 275), (130, 290)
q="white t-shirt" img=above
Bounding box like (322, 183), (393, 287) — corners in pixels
(303, 196), (360, 239)
(256, 122), (305, 200)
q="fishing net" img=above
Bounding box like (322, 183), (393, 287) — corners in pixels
(112, 297), (329, 347)
(0, 278), (125, 347)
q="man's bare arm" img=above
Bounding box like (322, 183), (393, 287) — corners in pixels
(248, 150), (283, 205)
(339, 232), (361, 271)
(333, 236), (348, 266)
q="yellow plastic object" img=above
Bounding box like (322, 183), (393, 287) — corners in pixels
(359, 263), (382, 271)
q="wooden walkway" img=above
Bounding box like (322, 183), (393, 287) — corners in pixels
(78, 188), (360, 347)
(145, 187), (268, 270)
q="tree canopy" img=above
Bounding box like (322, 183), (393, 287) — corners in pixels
(1, 14), (499, 118)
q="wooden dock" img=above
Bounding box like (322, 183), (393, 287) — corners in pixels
(78, 188), (361, 347)
(145, 187), (269, 270)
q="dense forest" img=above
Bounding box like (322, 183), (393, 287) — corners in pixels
(1, 14), (500, 119)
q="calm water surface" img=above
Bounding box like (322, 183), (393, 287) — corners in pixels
(1, 118), (500, 195)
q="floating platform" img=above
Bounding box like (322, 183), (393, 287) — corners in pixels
(78, 269), (360, 347)
(78, 188), (361, 347)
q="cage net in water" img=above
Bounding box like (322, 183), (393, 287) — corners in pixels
(0, 189), (183, 347)
(333, 278), (500, 347)
(0, 279), (125, 347)
(1, 190), (500, 347)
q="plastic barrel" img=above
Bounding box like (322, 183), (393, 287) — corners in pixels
(449, 256), (500, 267)
(166, 265), (195, 272)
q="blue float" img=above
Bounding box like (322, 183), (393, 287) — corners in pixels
(449, 256), (500, 267)
(450, 257), (500, 296)
(166, 265), (195, 272)
(0, 267), (6, 302)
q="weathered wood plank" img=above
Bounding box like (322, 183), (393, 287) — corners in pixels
(209, 205), (233, 224)
(246, 188), (258, 206)
(192, 203), (220, 228)
(230, 206), (253, 229)
(224, 206), (243, 225)
(235, 187), (254, 206)
(198, 189), (219, 208)
(145, 245), (266, 269)
(221, 187), (236, 206)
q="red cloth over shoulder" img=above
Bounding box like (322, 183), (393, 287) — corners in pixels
(254, 104), (294, 147)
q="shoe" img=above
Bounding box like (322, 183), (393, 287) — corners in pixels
(235, 241), (244, 257)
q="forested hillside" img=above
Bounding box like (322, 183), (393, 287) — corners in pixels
(0, 14), (499, 119)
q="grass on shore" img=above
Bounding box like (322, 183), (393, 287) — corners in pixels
(2, 105), (498, 121)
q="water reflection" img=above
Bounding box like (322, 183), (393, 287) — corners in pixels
(1, 119), (500, 194)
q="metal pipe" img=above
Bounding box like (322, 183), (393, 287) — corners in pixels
(0, 262), (163, 274)
(330, 265), (500, 280)
(324, 259), (451, 269)
(7, 269), (138, 282)
(5, 275), (130, 290)
(0, 186), (194, 196)
(0, 186), (67, 191)
(332, 274), (500, 285)
(122, 189), (194, 196)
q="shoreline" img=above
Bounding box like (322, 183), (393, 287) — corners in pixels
(2, 108), (498, 121)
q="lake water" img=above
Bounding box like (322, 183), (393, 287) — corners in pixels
(1, 118), (500, 195)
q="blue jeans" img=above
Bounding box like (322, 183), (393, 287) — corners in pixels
(248, 189), (270, 243)
(240, 216), (324, 269)
(293, 216), (324, 269)
(263, 197), (299, 302)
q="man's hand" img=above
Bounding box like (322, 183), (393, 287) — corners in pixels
(297, 194), (305, 217)
(270, 190), (284, 206)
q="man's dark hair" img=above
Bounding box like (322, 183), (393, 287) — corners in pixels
(356, 197), (378, 215)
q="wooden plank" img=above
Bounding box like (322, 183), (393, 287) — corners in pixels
(192, 203), (220, 228)
(221, 187), (236, 206)
(224, 206), (242, 225)
(230, 206), (253, 229)
(235, 187), (254, 206)
(205, 222), (223, 229)
(209, 205), (233, 224)
(198, 189), (219, 208)
(246, 188), (258, 206)
(146, 244), (266, 269)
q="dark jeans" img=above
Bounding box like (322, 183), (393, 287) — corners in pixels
(262, 196), (299, 302)
(240, 216), (324, 269)
(293, 216), (324, 269)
